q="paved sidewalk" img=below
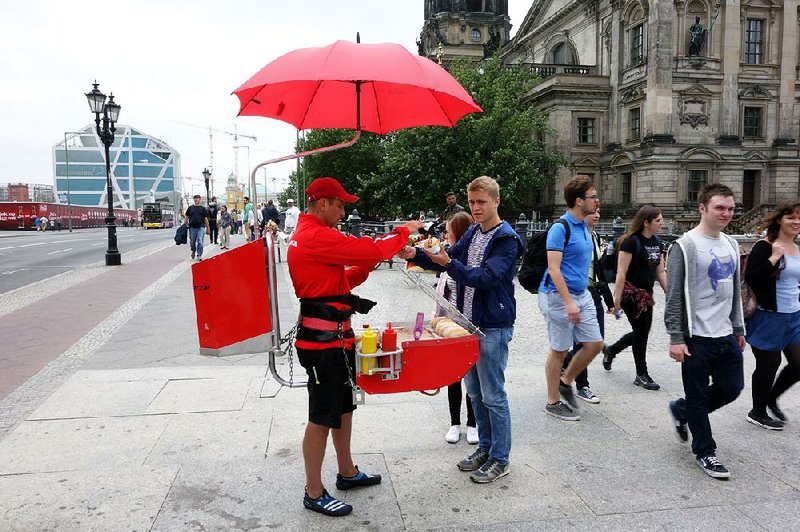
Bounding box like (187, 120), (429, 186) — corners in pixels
(0, 240), (799, 530)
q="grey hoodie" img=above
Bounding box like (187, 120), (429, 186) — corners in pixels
(664, 230), (744, 345)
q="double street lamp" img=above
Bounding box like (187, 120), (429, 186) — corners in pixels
(85, 81), (122, 266)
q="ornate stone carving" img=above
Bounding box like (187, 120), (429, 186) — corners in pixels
(678, 84), (713, 129)
(739, 85), (773, 99)
(621, 85), (646, 103)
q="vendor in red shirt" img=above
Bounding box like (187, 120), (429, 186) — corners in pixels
(288, 177), (423, 517)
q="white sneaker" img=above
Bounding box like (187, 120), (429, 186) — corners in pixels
(445, 425), (461, 444)
(466, 426), (479, 445)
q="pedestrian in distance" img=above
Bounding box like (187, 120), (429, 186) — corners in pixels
(538, 176), (604, 422)
(745, 200), (800, 430)
(284, 199), (301, 234)
(218, 205), (232, 250)
(287, 176), (423, 517)
(434, 211), (478, 445)
(262, 200), (280, 230)
(247, 204), (257, 242)
(402, 176), (524, 484)
(40, 216), (48, 232)
(207, 196), (219, 244)
(243, 197), (252, 241)
(602, 206), (668, 390)
(184, 194), (210, 261)
(561, 208), (617, 404)
(665, 183), (745, 480)
(34, 217), (41, 231)
(440, 191), (465, 222)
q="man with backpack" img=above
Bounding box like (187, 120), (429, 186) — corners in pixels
(537, 176), (604, 421)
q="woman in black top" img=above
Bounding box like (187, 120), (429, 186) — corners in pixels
(603, 206), (667, 389)
(745, 201), (800, 429)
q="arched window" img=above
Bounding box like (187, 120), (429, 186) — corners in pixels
(624, 3), (646, 66)
(550, 41), (577, 65)
(553, 43), (566, 64)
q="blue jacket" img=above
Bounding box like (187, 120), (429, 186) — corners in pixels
(413, 221), (524, 329)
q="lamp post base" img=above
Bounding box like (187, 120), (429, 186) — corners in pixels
(105, 251), (122, 266)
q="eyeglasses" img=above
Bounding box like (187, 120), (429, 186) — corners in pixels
(584, 194), (600, 201)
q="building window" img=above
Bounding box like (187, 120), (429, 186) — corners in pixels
(576, 118), (595, 144)
(743, 106), (763, 138)
(629, 108), (641, 141)
(553, 42), (566, 64)
(744, 19), (764, 64)
(688, 170), (708, 201)
(630, 23), (644, 64)
(470, 28), (481, 42)
(621, 172), (632, 204)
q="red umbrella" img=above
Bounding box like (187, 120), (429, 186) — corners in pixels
(233, 40), (481, 134)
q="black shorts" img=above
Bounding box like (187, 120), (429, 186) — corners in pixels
(296, 346), (357, 429)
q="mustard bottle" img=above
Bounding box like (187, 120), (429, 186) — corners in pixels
(360, 324), (378, 374)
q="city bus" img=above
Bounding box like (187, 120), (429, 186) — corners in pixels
(142, 202), (175, 229)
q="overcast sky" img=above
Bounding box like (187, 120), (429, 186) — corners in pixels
(0, 0), (531, 196)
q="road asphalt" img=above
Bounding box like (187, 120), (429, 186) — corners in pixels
(0, 229), (798, 531)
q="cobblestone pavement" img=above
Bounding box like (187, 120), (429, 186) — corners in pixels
(0, 242), (798, 530)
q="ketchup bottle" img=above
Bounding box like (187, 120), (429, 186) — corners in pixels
(381, 322), (397, 352)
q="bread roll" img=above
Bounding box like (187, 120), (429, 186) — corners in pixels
(434, 318), (455, 335)
(443, 325), (469, 338)
(430, 316), (447, 328)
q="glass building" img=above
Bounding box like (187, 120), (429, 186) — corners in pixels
(53, 125), (181, 209)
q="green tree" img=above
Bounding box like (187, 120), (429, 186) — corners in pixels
(380, 56), (565, 216)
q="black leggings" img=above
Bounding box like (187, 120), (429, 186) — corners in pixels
(448, 380), (475, 427)
(751, 344), (800, 414)
(606, 299), (653, 376)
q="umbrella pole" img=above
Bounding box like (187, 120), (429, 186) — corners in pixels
(249, 129), (362, 210)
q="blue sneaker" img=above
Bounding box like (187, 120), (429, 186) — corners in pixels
(335, 466), (382, 490)
(303, 489), (352, 517)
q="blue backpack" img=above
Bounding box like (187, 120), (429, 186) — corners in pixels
(174, 224), (188, 245)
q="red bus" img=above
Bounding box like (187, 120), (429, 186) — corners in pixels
(0, 202), (138, 230)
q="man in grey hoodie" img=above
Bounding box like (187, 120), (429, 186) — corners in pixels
(664, 183), (745, 480)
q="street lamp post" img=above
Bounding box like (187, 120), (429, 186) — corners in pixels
(85, 81), (122, 266)
(202, 168), (211, 206)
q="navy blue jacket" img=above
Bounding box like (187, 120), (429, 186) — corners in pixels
(413, 221), (524, 329)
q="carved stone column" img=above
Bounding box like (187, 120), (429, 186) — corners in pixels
(775, 0), (798, 146)
(717, 1), (742, 145)
(605, 1), (622, 150)
(642, 0), (676, 146)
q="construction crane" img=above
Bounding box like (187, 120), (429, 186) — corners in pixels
(168, 119), (257, 182)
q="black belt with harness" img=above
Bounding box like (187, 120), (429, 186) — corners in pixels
(296, 294), (377, 344)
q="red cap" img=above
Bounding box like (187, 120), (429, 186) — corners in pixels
(305, 177), (359, 203)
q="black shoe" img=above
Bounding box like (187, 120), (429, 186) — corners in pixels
(458, 449), (489, 471)
(602, 345), (614, 371)
(335, 466), (382, 490)
(696, 455), (730, 479)
(668, 399), (688, 442)
(303, 489), (352, 516)
(767, 401), (787, 423)
(559, 379), (579, 410)
(634, 374), (660, 390)
(746, 410), (784, 430)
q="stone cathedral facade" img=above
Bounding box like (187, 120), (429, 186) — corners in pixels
(423, 1), (800, 230)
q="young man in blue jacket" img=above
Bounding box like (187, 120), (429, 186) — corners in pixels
(400, 176), (524, 483)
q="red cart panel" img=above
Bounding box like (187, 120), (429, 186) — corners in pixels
(356, 335), (480, 394)
(192, 240), (272, 355)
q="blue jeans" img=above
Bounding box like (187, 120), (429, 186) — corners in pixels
(464, 326), (513, 465)
(675, 335), (744, 458)
(189, 227), (205, 257)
